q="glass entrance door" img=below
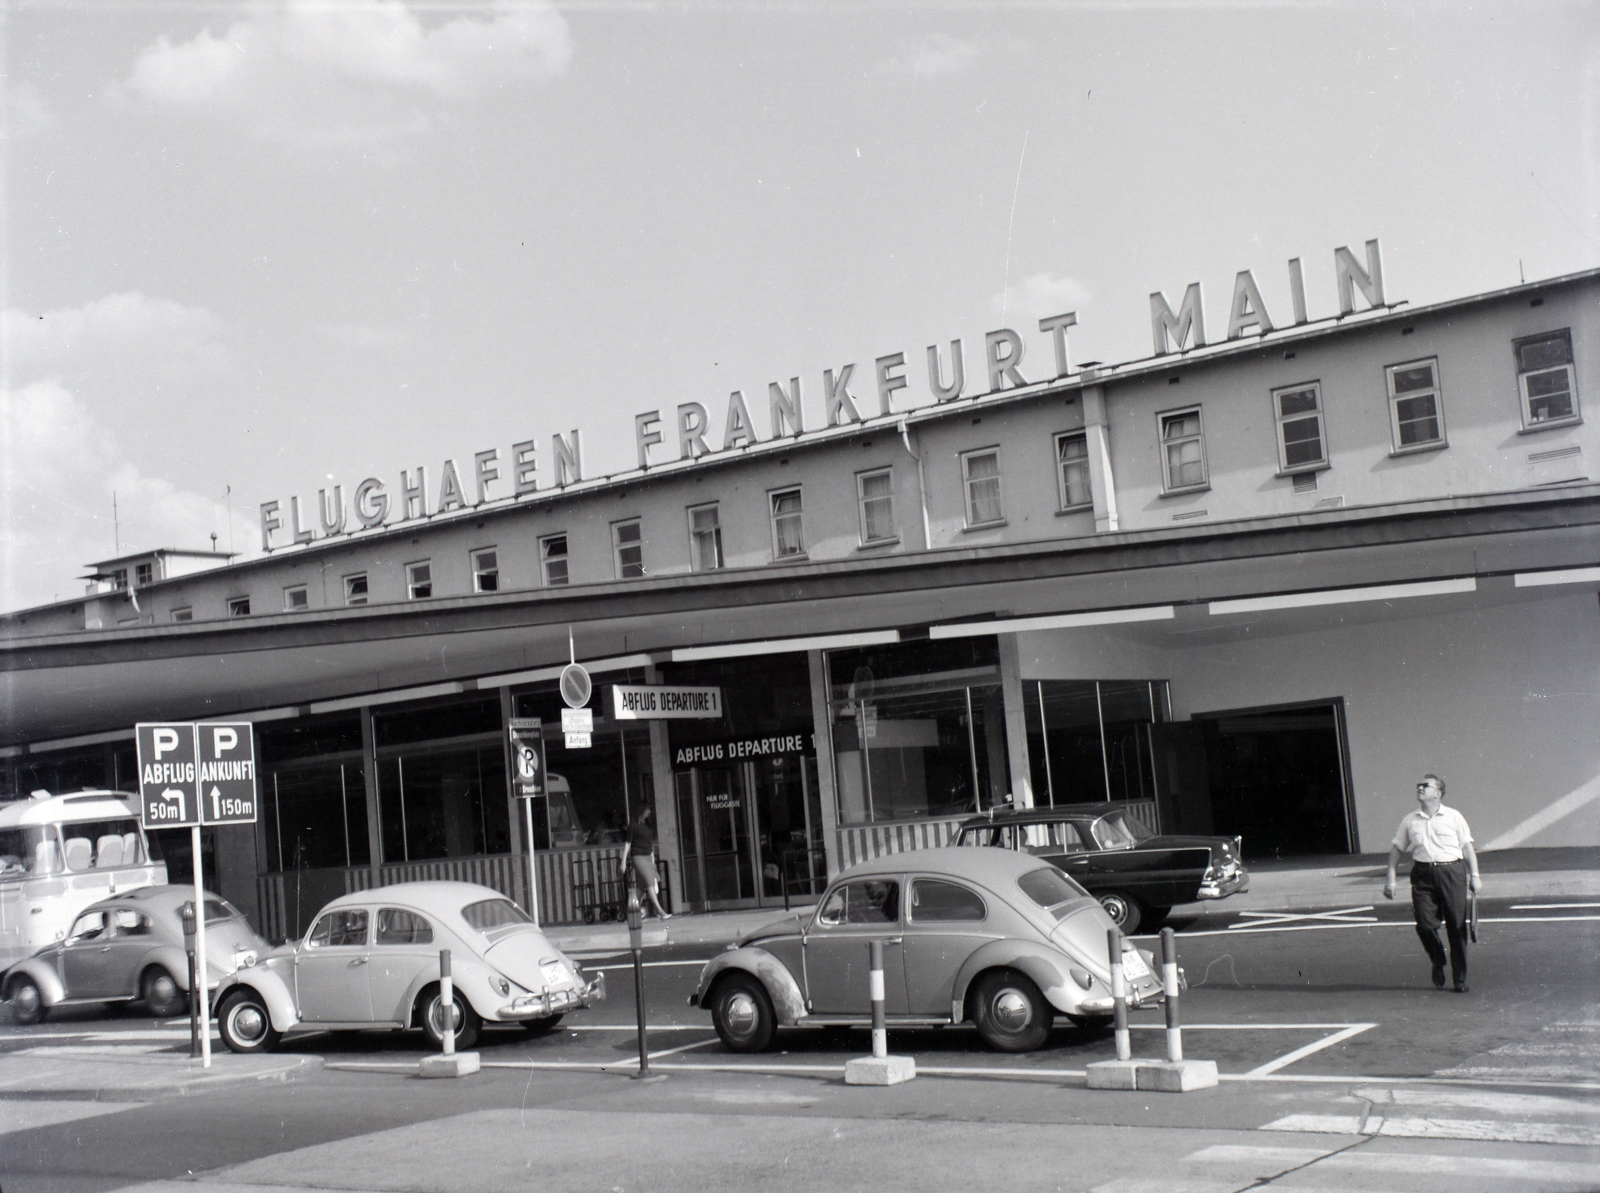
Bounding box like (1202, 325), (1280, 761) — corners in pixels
(674, 756), (826, 911)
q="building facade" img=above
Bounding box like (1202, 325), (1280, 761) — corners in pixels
(3, 263), (1596, 939)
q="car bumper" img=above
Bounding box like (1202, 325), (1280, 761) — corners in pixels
(500, 972), (606, 1021)
(1197, 870), (1249, 900)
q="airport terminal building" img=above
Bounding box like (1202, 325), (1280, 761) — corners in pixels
(4, 251), (1596, 940)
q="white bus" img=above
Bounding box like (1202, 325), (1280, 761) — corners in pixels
(0, 790), (167, 970)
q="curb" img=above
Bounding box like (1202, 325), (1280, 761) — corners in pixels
(0, 1054), (324, 1102)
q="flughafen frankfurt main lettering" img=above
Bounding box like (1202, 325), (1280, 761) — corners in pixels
(258, 240), (1386, 552)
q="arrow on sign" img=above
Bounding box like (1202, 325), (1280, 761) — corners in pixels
(161, 788), (186, 821)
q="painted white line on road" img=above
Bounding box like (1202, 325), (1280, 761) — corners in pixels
(641, 1037), (720, 1061)
(1262, 1113), (1600, 1145)
(1237, 907), (1376, 920)
(1295, 1148), (1600, 1183)
(1361, 1084), (1600, 1116)
(1258, 1114), (1362, 1134)
(1183, 921), (1411, 938)
(1511, 902), (1600, 910)
(1244, 1024), (1377, 1076)
(590, 960), (708, 971)
(1480, 914), (1600, 923)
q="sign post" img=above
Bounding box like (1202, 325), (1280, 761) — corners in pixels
(507, 717), (545, 924)
(137, 721), (258, 1069)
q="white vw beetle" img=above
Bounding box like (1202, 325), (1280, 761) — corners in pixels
(212, 881), (604, 1053)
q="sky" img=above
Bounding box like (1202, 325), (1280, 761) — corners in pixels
(2, 0), (1596, 612)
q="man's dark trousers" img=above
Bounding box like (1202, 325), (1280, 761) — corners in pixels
(1410, 859), (1469, 983)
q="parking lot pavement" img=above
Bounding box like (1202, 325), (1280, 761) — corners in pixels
(0, 1017), (319, 1098)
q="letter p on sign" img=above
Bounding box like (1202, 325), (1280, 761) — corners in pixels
(153, 727), (180, 758)
(213, 727), (238, 754)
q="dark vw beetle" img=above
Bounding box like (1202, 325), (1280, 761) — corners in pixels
(2, 885), (267, 1024)
(956, 805), (1249, 933)
(690, 847), (1164, 1054)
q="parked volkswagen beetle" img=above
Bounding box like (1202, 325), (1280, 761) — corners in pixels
(690, 847), (1164, 1053)
(2, 885), (267, 1024)
(212, 881), (604, 1054)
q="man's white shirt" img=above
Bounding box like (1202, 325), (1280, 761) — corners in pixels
(1392, 804), (1474, 863)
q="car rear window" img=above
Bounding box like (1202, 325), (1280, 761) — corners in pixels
(462, 898), (533, 935)
(1017, 866), (1090, 919)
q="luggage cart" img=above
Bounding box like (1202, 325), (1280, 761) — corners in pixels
(573, 853), (629, 923)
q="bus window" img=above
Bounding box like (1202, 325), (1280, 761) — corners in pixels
(0, 827), (59, 877)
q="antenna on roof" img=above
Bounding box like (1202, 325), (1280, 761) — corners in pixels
(113, 491), (120, 555)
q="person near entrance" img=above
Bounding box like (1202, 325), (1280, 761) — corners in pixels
(1384, 774), (1481, 992)
(621, 806), (671, 919)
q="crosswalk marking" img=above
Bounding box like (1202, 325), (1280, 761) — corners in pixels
(1261, 1113), (1600, 1146)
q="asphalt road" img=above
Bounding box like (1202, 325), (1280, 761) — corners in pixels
(1, 896), (1597, 1193)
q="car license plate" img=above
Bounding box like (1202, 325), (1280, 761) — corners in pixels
(1121, 951), (1152, 980)
(541, 960), (569, 986)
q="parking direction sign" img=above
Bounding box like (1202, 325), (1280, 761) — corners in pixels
(196, 721), (258, 825)
(136, 723), (199, 828)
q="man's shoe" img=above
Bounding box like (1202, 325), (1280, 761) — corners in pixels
(1454, 978), (1469, 993)
(1431, 963), (1447, 989)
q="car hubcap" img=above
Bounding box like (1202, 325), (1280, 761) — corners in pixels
(14, 985), (39, 1015)
(431, 998), (460, 1035)
(991, 989), (1031, 1032)
(150, 975), (177, 1004)
(724, 992), (758, 1037)
(231, 1005), (266, 1043)
(1102, 896), (1129, 924)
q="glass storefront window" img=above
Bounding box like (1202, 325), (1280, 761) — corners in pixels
(827, 638), (1010, 824)
(267, 763), (369, 871)
(1023, 679), (1168, 806)
(377, 744), (507, 863)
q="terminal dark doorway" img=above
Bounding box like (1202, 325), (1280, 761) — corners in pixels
(1195, 700), (1354, 858)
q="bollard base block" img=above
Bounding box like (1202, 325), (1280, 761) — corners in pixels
(1085, 1059), (1141, 1090)
(1135, 1059), (1218, 1092)
(844, 1055), (916, 1086)
(418, 1051), (480, 1078)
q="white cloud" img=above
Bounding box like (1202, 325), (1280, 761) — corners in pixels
(0, 381), (254, 614)
(874, 34), (981, 79)
(991, 272), (1093, 322)
(119, 0), (572, 144)
(1, 294), (254, 614)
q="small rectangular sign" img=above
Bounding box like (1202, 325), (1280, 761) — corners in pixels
(196, 721), (258, 825)
(561, 708), (593, 733)
(564, 731), (592, 749)
(611, 685), (724, 720)
(508, 718), (545, 798)
(136, 723), (199, 828)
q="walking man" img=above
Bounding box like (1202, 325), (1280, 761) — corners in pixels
(1384, 774), (1482, 992)
(621, 805), (671, 920)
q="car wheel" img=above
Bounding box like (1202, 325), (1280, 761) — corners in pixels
(141, 966), (188, 1017)
(971, 969), (1052, 1053)
(1097, 891), (1143, 934)
(217, 989), (281, 1054)
(710, 973), (776, 1053)
(421, 987), (481, 1052)
(7, 975), (45, 1026)
(521, 1013), (564, 1035)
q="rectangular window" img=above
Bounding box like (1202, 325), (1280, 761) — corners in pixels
(961, 448), (1004, 526)
(344, 573), (369, 606)
(770, 489), (804, 557)
(111, 569), (128, 591)
(1055, 432), (1091, 509)
(227, 596), (251, 618)
(539, 534), (569, 586)
(1386, 358), (1445, 451)
(857, 469), (896, 544)
(135, 563), (153, 586)
(471, 548), (499, 593)
(406, 561), (432, 600)
(613, 520), (644, 579)
(284, 585), (309, 611)
(1516, 329), (1579, 428)
(171, 607), (193, 623)
(688, 504), (723, 571)
(1159, 409), (1208, 491)
(1272, 383), (1327, 472)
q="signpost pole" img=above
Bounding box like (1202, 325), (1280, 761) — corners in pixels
(524, 797), (539, 926)
(191, 820), (211, 1067)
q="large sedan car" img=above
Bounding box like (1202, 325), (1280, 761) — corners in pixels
(690, 847), (1164, 1054)
(2, 885), (268, 1025)
(955, 805), (1249, 933)
(212, 881), (604, 1054)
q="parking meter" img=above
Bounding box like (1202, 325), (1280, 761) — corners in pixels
(181, 903), (199, 1057)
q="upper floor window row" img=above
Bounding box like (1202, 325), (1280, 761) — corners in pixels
(1517, 329), (1579, 430)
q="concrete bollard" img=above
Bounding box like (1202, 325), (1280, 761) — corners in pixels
(1161, 927), (1182, 1062)
(419, 948), (480, 1078)
(1109, 927), (1131, 1062)
(844, 939), (914, 1085)
(1088, 926), (1216, 1092)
